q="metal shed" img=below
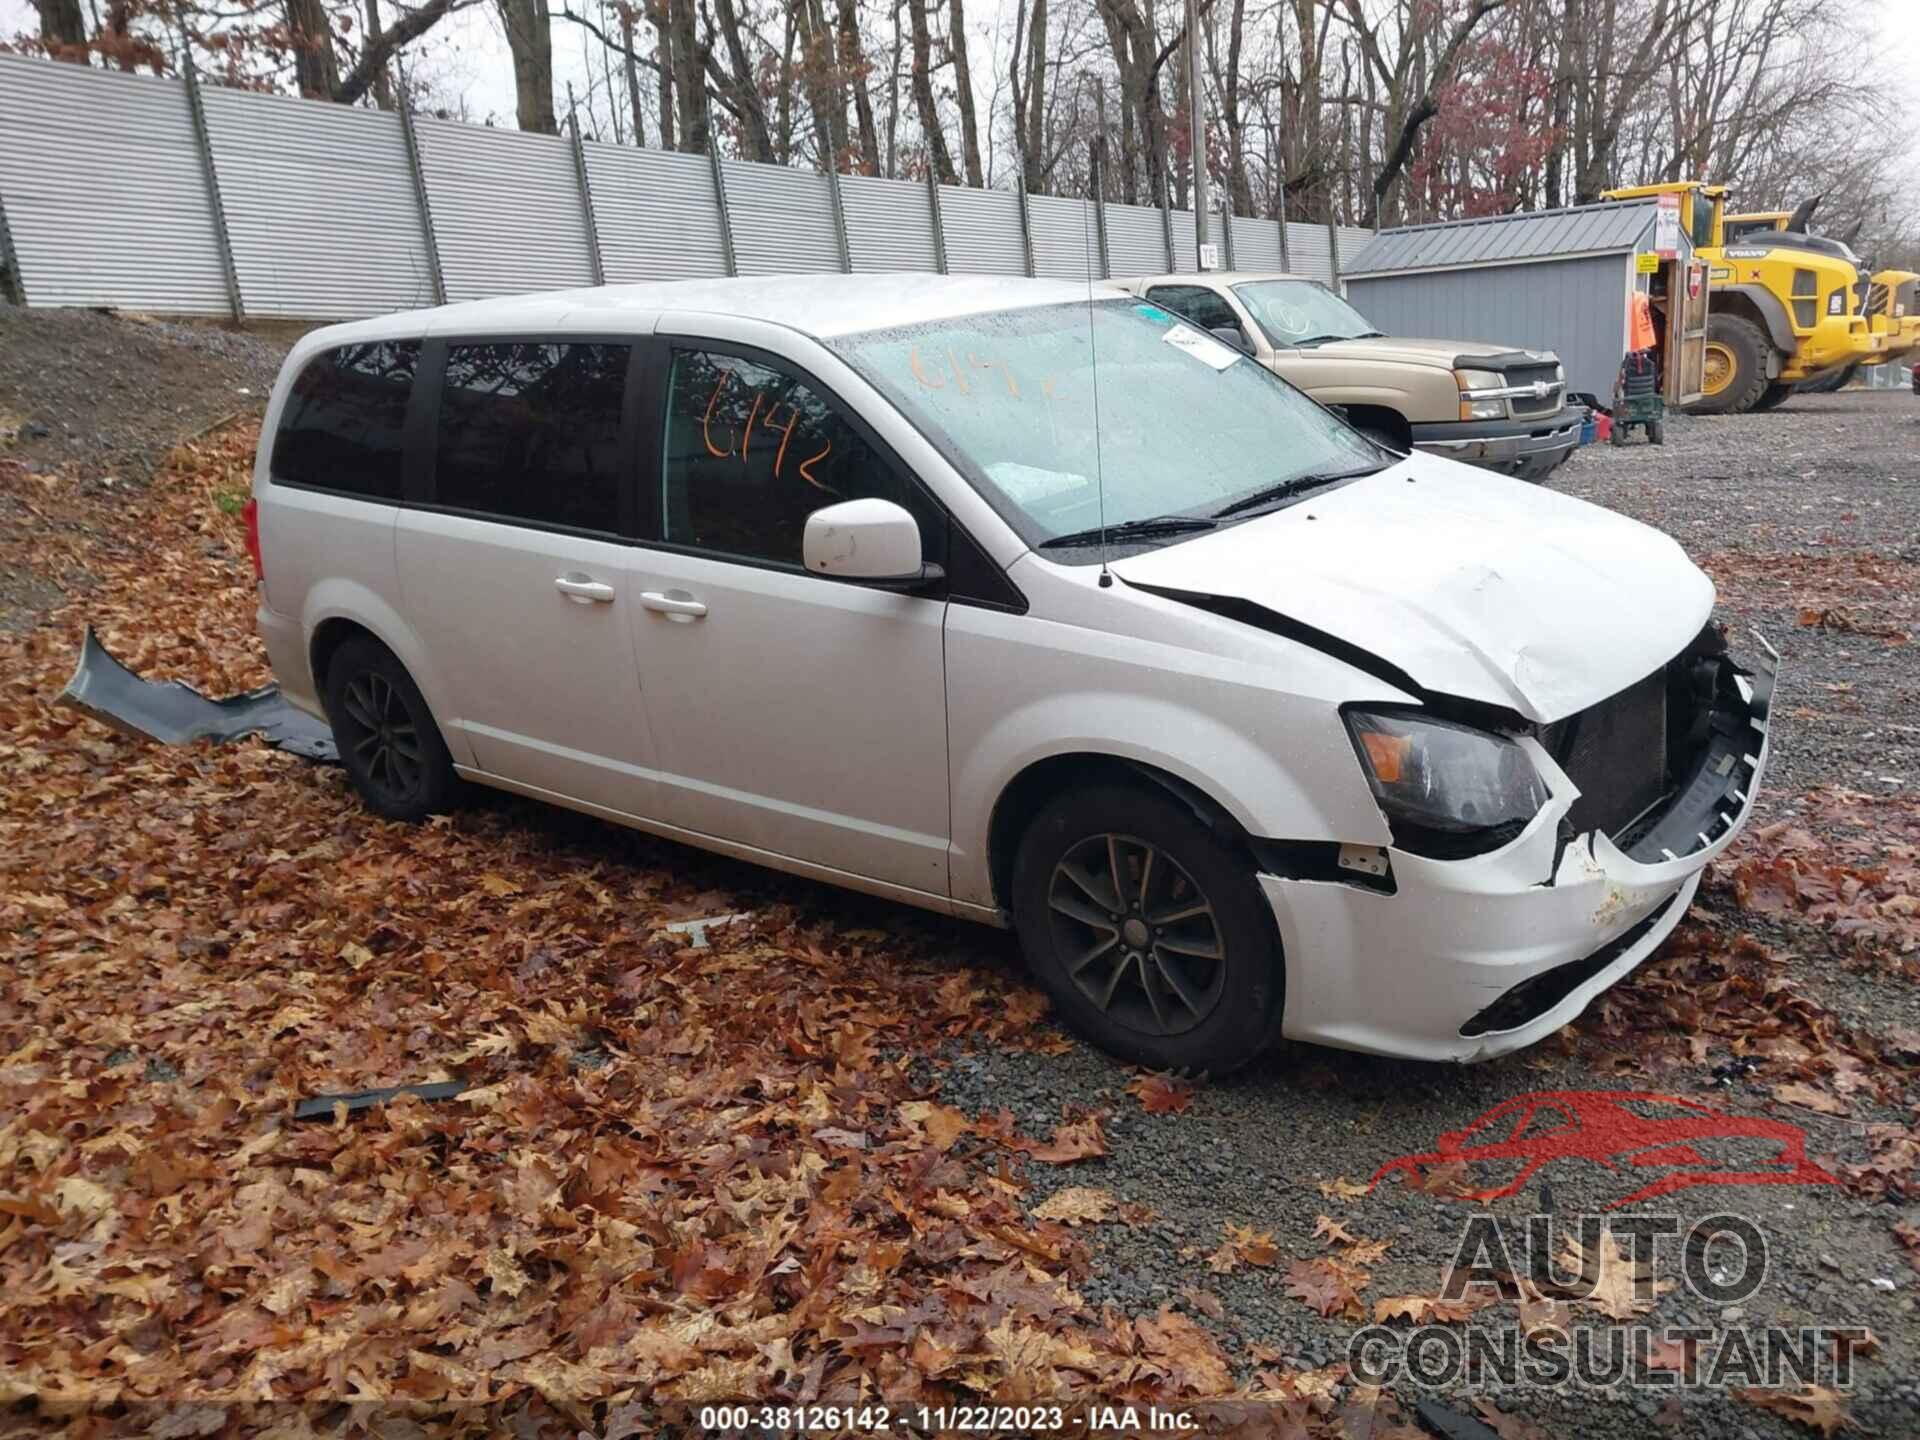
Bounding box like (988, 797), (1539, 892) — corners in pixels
(1343, 200), (1702, 402)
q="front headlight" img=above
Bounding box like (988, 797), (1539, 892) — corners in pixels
(1345, 710), (1549, 854)
(1454, 367), (1505, 420)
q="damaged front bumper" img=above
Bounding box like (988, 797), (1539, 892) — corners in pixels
(1261, 638), (1775, 1063)
(59, 627), (337, 761)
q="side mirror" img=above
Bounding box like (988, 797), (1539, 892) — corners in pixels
(803, 498), (944, 590)
(1209, 325), (1252, 353)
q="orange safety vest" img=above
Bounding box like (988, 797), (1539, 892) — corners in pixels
(1629, 290), (1657, 352)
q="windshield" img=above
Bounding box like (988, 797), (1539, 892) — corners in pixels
(830, 300), (1381, 553)
(1232, 279), (1381, 348)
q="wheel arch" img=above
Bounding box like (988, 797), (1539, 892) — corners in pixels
(310, 615), (379, 696)
(985, 752), (1260, 915)
(1715, 286), (1795, 355)
(1335, 403), (1413, 451)
(301, 583), (470, 766)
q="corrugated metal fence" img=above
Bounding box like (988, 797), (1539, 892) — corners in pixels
(0, 53), (1372, 321)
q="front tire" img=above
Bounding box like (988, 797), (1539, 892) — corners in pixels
(1751, 382), (1795, 411)
(1690, 313), (1772, 415)
(1011, 782), (1283, 1072)
(323, 636), (458, 822)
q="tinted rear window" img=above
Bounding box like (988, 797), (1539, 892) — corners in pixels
(433, 342), (628, 533)
(271, 341), (419, 499)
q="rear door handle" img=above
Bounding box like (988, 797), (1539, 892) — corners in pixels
(555, 574), (616, 604)
(639, 590), (708, 620)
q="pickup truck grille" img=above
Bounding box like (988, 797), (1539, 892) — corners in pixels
(1503, 362), (1563, 417)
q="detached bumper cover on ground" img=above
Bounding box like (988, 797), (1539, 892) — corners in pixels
(1265, 636), (1777, 1062)
(60, 626), (337, 761)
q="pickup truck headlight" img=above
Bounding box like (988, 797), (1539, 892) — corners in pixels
(1346, 710), (1548, 854)
(1454, 367), (1506, 421)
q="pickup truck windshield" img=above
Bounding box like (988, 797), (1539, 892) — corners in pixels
(831, 299), (1380, 553)
(1233, 279), (1382, 348)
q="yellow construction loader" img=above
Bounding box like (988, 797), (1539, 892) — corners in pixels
(1724, 208), (1918, 394)
(1604, 182), (1884, 413)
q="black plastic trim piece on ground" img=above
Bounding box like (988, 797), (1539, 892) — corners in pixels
(293, 1081), (469, 1121)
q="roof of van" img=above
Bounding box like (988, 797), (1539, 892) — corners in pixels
(307, 273), (1105, 348)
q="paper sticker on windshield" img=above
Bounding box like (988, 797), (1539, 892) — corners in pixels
(1162, 322), (1240, 371)
(987, 460), (1093, 505)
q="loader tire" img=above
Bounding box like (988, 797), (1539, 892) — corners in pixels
(1800, 363), (1858, 396)
(1751, 383), (1794, 411)
(1691, 314), (1772, 415)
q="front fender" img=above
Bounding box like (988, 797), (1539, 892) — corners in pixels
(943, 619), (1396, 909)
(1721, 283), (1797, 351)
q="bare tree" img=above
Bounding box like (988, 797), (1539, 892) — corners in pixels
(497, 0), (558, 131)
(32, 0), (88, 56)
(285, 0), (341, 97)
(617, 1), (647, 142)
(666, 0), (708, 148)
(907, 0), (957, 180)
(836, 0), (882, 173)
(948, 0), (986, 186)
(1008, 0), (1049, 191)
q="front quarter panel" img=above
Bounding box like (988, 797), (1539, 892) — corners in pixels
(1263, 356), (1455, 421)
(945, 554), (1405, 910)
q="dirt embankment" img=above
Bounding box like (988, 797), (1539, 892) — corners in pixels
(0, 306), (301, 481)
(0, 306), (301, 632)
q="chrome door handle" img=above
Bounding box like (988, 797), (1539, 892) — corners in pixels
(554, 574), (616, 604)
(639, 590), (708, 620)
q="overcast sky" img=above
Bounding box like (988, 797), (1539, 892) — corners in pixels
(3, 0), (1916, 190)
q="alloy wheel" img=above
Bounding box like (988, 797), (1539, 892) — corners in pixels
(1045, 832), (1228, 1037)
(340, 670), (423, 801)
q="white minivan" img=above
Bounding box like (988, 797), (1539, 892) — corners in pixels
(250, 274), (1774, 1071)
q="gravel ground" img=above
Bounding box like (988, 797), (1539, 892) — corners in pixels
(6, 308), (1916, 1435)
(1556, 394), (1920, 810)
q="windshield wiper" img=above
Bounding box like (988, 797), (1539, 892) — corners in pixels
(1037, 515), (1218, 550)
(1211, 465), (1384, 520)
(1295, 331), (1385, 346)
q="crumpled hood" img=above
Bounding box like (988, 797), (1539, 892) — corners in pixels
(1109, 452), (1714, 723)
(1308, 335), (1540, 368)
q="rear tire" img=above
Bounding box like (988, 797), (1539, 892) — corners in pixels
(1799, 363), (1857, 396)
(1751, 382), (1795, 411)
(1690, 314), (1772, 415)
(1011, 782), (1283, 1073)
(323, 636), (458, 822)
(1648, 419), (1666, 445)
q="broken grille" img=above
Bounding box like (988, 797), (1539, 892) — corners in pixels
(1533, 669), (1669, 840)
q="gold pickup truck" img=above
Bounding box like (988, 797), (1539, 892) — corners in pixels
(1117, 271), (1581, 480)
